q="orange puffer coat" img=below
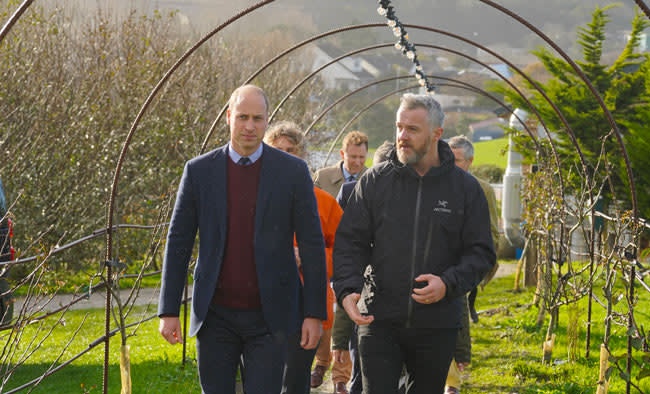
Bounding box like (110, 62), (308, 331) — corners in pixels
(295, 186), (342, 330)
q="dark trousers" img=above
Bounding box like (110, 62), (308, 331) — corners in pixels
(357, 322), (458, 394)
(349, 324), (362, 394)
(197, 304), (288, 394)
(282, 332), (318, 394)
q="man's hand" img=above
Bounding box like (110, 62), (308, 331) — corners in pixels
(159, 316), (183, 344)
(456, 361), (469, 372)
(411, 274), (447, 304)
(341, 293), (374, 326)
(300, 317), (322, 350)
(294, 246), (302, 269)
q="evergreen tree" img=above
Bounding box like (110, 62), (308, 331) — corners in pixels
(493, 5), (649, 219)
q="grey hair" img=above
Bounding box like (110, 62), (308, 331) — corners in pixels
(448, 135), (474, 160)
(399, 93), (445, 129)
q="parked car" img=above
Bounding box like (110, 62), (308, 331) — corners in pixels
(0, 178), (14, 324)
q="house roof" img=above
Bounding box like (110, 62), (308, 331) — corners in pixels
(469, 117), (506, 131)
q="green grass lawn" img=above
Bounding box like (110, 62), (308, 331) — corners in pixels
(3, 302), (202, 393)
(473, 137), (509, 169)
(3, 261), (649, 393)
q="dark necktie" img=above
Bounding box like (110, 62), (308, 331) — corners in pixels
(238, 157), (251, 166)
(347, 175), (355, 182)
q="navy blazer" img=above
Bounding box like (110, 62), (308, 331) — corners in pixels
(158, 143), (327, 337)
(335, 180), (357, 211)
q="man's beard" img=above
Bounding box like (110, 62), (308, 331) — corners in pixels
(397, 134), (433, 165)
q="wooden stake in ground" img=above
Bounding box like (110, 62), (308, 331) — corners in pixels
(596, 344), (609, 394)
(542, 333), (556, 364)
(120, 344), (132, 394)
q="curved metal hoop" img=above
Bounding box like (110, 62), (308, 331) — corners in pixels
(0, 0), (34, 45)
(101, 1), (276, 392)
(202, 23), (586, 192)
(633, 0), (650, 19)
(270, 42), (556, 158)
(477, 0), (636, 219)
(320, 77), (531, 167)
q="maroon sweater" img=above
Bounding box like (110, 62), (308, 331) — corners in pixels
(212, 156), (263, 309)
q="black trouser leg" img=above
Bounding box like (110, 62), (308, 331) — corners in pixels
(282, 331), (318, 394)
(349, 324), (362, 394)
(358, 322), (458, 394)
(358, 323), (403, 394)
(402, 328), (458, 394)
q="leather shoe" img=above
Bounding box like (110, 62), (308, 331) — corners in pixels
(310, 364), (327, 388)
(334, 381), (349, 394)
(445, 386), (460, 394)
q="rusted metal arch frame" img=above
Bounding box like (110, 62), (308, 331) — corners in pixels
(477, 1), (640, 375)
(0, 0), (34, 45)
(303, 75), (529, 160)
(271, 42), (548, 145)
(1, 0), (632, 388)
(270, 40), (574, 281)
(322, 77), (530, 167)
(633, 0), (650, 23)
(197, 22), (584, 292)
(201, 23), (586, 194)
(270, 41), (569, 170)
(480, 0), (636, 217)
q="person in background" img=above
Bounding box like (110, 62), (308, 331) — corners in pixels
(158, 85), (326, 394)
(334, 140), (394, 394)
(313, 131), (369, 197)
(264, 121), (343, 394)
(333, 93), (495, 393)
(445, 134), (500, 394)
(312, 131), (369, 394)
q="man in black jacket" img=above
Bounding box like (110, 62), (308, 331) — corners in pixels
(332, 93), (495, 394)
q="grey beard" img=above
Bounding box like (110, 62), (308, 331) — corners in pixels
(397, 137), (432, 166)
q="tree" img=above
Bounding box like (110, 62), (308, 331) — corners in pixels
(492, 5), (650, 219)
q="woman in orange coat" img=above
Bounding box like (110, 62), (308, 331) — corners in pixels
(264, 121), (342, 394)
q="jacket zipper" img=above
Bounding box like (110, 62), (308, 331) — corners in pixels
(406, 177), (423, 328)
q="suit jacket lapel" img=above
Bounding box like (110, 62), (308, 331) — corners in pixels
(333, 161), (345, 188)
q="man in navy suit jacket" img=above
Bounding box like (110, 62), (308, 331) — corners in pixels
(158, 85), (327, 394)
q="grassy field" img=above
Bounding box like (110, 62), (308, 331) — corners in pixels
(4, 261), (649, 393)
(473, 137), (509, 169)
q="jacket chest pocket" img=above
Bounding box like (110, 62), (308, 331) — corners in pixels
(438, 212), (464, 251)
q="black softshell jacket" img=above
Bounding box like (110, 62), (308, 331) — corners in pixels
(332, 140), (496, 328)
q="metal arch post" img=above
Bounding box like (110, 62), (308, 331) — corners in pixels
(0, 0), (34, 45)
(270, 42), (564, 167)
(477, 0), (636, 223)
(200, 22), (584, 195)
(633, 0), (650, 19)
(318, 76), (532, 167)
(474, 3), (638, 373)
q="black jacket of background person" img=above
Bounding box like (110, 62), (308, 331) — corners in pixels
(332, 140), (496, 329)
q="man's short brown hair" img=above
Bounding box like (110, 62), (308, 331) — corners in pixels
(264, 121), (305, 156)
(341, 131), (368, 151)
